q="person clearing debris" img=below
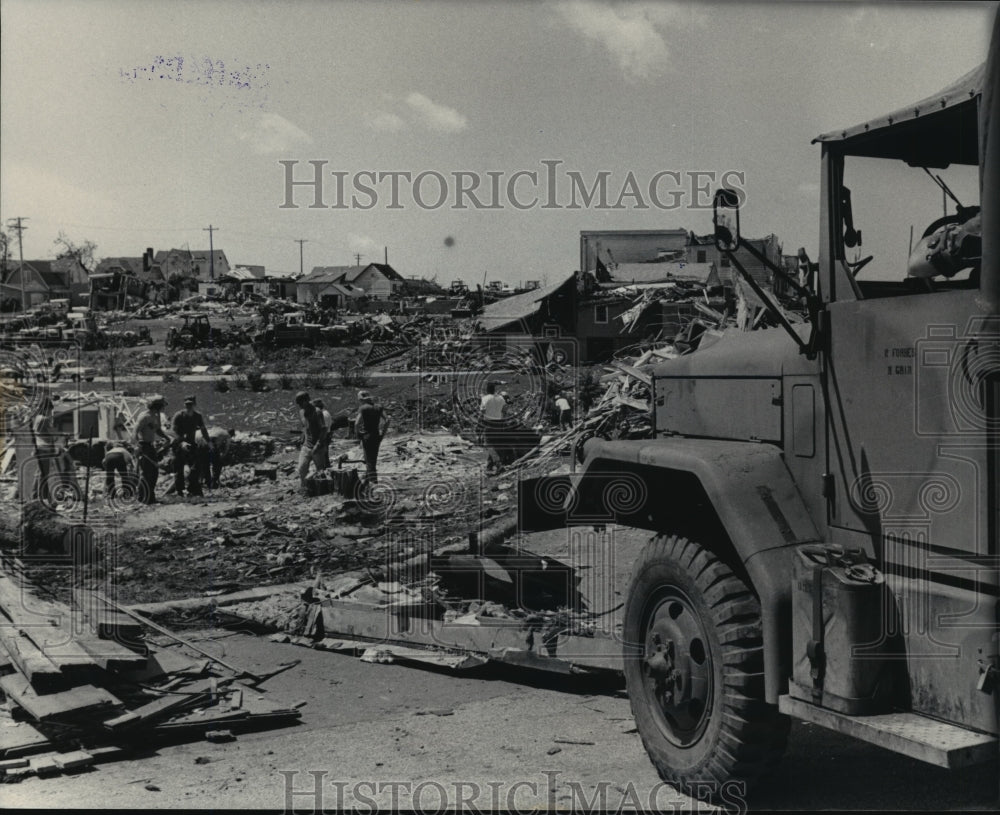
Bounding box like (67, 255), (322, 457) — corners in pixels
(479, 381), (506, 473)
(134, 396), (170, 505)
(555, 390), (573, 430)
(355, 390), (388, 483)
(295, 391), (327, 493)
(312, 398), (334, 470)
(196, 426), (234, 489)
(170, 396), (211, 499)
(102, 440), (136, 501)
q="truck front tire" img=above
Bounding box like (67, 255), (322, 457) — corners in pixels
(623, 534), (788, 798)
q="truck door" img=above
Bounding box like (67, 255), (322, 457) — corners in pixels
(822, 148), (996, 733)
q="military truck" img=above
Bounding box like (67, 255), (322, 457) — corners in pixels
(518, 15), (999, 797)
(283, 14), (997, 807)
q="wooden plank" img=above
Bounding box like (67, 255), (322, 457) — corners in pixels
(103, 676), (226, 731)
(0, 719), (51, 758)
(608, 361), (652, 386)
(0, 674), (123, 722)
(0, 632), (66, 692)
(72, 589), (145, 646)
(114, 647), (201, 684)
(0, 573), (103, 676)
(5, 625), (101, 678)
(29, 754), (61, 776)
(52, 749), (94, 770)
(96, 598), (264, 683)
(73, 637), (148, 671)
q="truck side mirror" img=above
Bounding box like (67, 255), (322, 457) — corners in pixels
(713, 188), (741, 252)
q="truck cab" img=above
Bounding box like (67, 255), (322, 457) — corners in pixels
(520, 19), (999, 798)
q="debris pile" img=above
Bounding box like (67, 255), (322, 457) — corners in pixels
(507, 279), (809, 472)
(228, 534), (621, 676)
(0, 563), (301, 780)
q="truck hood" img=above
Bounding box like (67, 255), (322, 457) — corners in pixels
(651, 325), (817, 379)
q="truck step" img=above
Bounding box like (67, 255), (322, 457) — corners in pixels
(778, 694), (996, 769)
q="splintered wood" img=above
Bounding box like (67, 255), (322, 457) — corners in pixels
(0, 561), (302, 779)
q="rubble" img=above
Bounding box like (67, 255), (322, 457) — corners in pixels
(0, 560), (301, 778)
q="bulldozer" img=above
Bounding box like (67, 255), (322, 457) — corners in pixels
(516, 12), (1000, 798)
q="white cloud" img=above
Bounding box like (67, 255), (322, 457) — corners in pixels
(404, 92), (468, 133)
(347, 233), (380, 258)
(236, 112), (313, 155)
(366, 110), (406, 132)
(554, 1), (705, 81)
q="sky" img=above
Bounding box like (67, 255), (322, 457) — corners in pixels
(0, 0), (993, 286)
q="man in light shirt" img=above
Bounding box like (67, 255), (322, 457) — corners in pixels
(555, 391), (573, 430)
(134, 396), (170, 504)
(480, 382), (506, 472)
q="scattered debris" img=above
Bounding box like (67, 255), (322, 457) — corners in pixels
(0, 560), (302, 775)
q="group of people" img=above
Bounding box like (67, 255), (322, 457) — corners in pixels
(128, 395), (232, 505)
(478, 384), (574, 473)
(295, 389), (388, 492)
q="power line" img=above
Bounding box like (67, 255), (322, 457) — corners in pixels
(6, 217), (28, 312)
(203, 224), (219, 280)
(295, 239), (308, 276)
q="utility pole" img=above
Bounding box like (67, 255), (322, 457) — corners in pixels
(203, 224), (218, 280)
(295, 239), (308, 276)
(354, 253), (363, 266)
(6, 217), (28, 312)
(384, 246), (388, 265)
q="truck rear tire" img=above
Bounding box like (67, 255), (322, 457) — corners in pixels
(623, 534), (788, 798)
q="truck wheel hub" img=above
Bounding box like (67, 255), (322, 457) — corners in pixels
(641, 591), (713, 745)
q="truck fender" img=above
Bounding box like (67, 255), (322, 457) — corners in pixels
(521, 437), (822, 702)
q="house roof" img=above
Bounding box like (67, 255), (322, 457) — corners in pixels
(191, 249), (228, 268)
(363, 263), (403, 282)
(301, 266), (360, 284)
(476, 272), (576, 332)
(5, 261), (70, 289)
(96, 257), (145, 276)
(154, 249), (190, 263)
(608, 262), (717, 285)
(223, 268), (259, 281)
(302, 263), (404, 285)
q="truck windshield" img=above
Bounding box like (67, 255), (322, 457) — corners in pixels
(841, 154), (980, 295)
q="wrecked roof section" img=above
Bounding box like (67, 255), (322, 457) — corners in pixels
(475, 273), (577, 332)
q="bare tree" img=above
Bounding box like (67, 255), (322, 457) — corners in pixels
(53, 231), (98, 273)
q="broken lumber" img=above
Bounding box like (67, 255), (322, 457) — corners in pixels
(0, 632), (66, 691)
(103, 676), (226, 731)
(608, 361), (652, 386)
(0, 572), (144, 674)
(72, 588), (144, 646)
(95, 598), (265, 684)
(0, 674), (123, 722)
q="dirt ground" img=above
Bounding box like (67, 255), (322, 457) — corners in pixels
(3, 624), (994, 811)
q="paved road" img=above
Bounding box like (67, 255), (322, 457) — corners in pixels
(4, 631), (995, 811)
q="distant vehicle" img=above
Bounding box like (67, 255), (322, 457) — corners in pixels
(166, 313), (249, 350)
(449, 280), (469, 295)
(252, 312), (322, 349)
(166, 313), (213, 350)
(103, 326), (153, 347)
